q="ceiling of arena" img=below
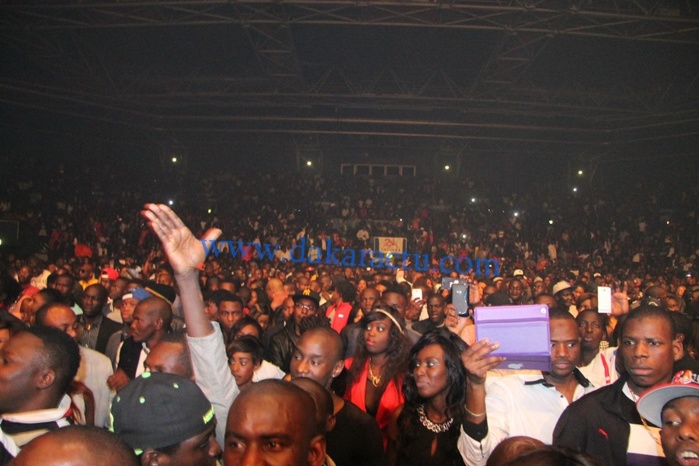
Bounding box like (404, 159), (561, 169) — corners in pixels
(1, 1), (698, 169)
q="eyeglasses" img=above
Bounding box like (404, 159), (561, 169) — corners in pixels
(295, 303), (315, 312)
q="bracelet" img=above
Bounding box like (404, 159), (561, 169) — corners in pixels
(465, 406), (486, 418)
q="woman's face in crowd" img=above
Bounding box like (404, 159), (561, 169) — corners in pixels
(357, 279), (367, 294)
(249, 290), (258, 305)
(412, 343), (449, 400)
(234, 324), (261, 340)
(364, 317), (392, 355)
(229, 351), (258, 389)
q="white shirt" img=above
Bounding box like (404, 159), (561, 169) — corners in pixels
(253, 360), (285, 382)
(187, 323), (240, 448)
(578, 347), (619, 389)
(114, 341), (149, 379)
(75, 346), (115, 428)
(458, 372), (595, 466)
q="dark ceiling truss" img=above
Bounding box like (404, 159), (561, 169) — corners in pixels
(2, 1), (698, 44)
(2, 69), (696, 151)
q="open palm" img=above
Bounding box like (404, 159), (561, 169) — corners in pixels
(141, 204), (221, 275)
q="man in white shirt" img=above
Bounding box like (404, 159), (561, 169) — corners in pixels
(458, 310), (595, 466)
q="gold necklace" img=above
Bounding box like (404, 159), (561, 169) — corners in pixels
(417, 405), (454, 433)
(629, 386), (662, 447)
(368, 363), (383, 387)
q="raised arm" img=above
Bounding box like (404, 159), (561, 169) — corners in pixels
(461, 339), (505, 426)
(458, 339), (506, 466)
(142, 203), (236, 448)
(141, 203), (221, 337)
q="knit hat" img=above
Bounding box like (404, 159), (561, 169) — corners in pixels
(110, 372), (215, 455)
(637, 370), (699, 427)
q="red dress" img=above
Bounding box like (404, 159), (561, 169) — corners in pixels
(344, 358), (404, 447)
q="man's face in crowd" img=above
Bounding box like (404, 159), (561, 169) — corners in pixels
(426, 296), (445, 325)
(532, 281), (546, 297)
(223, 389), (324, 466)
(577, 310), (605, 352)
(81, 285), (106, 318)
(168, 424), (220, 466)
(109, 278), (128, 300)
(218, 301), (244, 332)
(53, 276), (74, 299)
(359, 288), (380, 313)
(666, 297), (682, 312)
(43, 306), (78, 340)
(508, 280), (524, 302)
(661, 396), (699, 466)
(482, 285), (497, 303)
(621, 316), (681, 395)
(556, 289), (574, 309)
(78, 265), (92, 281)
(535, 294), (558, 310)
(130, 305), (161, 344)
(380, 292), (408, 318)
(293, 298), (317, 328)
(156, 269), (174, 287)
(144, 342), (189, 379)
(120, 297), (139, 324)
(547, 318), (581, 381)
(17, 266), (32, 285)
(0, 332), (45, 414)
(290, 333), (343, 389)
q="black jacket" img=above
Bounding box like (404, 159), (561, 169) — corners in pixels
(553, 374), (648, 466)
(95, 316), (123, 355)
(265, 320), (300, 373)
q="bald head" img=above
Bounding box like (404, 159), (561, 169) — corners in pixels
(291, 377), (334, 435)
(224, 380), (325, 466)
(300, 327), (344, 364)
(10, 425), (139, 466)
(130, 297), (172, 345)
(137, 297), (172, 327)
(266, 278), (285, 300)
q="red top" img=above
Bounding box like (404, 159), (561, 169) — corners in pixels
(326, 302), (353, 333)
(344, 358), (404, 447)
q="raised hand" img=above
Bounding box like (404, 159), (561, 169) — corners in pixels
(445, 303), (459, 328)
(141, 204), (221, 275)
(461, 338), (505, 385)
(611, 284), (629, 316)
